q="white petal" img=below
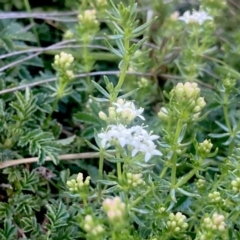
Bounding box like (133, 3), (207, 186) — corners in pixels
(132, 148), (139, 157)
(153, 149), (163, 156)
(144, 152), (152, 162)
(101, 139), (108, 148)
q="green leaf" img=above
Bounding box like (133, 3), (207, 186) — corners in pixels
(129, 212), (145, 227)
(0, 203), (13, 221)
(57, 135), (76, 146)
(0, 220), (17, 240)
(60, 169), (70, 184)
(208, 133), (229, 138)
(20, 169), (39, 192)
(85, 139), (100, 151)
(74, 112), (101, 125)
(177, 188), (200, 197)
(105, 39), (123, 58)
(132, 16), (157, 37)
(178, 123), (187, 143)
(91, 80), (110, 98)
(118, 88), (139, 99)
(21, 217), (42, 236)
(18, 129), (60, 164)
(10, 88), (37, 125)
(46, 200), (69, 232)
(97, 180), (118, 186)
(89, 95), (109, 102)
(216, 65), (240, 79)
(0, 38), (14, 51)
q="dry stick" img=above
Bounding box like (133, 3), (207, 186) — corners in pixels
(0, 7), (151, 20)
(0, 44), (109, 60)
(0, 71), (182, 95)
(0, 40), (75, 72)
(0, 39), (76, 60)
(0, 38), (159, 61)
(0, 152), (100, 169)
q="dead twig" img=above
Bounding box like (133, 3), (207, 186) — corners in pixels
(0, 152), (100, 169)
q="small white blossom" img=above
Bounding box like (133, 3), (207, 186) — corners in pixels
(113, 99), (145, 120)
(178, 10), (213, 25)
(98, 124), (162, 162)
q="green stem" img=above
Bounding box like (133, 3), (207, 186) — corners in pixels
(98, 152), (104, 201)
(111, 35), (130, 102)
(175, 168), (198, 188)
(44, 97), (59, 128)
(171, 119), (183, 189)
(223, 93), (231, 133)
(128, 188), (151, 209)
(116, 150), (122, 180)
(160, 165), (168, 178)
(83, 197), (88, 207)
(23, 0), (40, 46)
(223, 93), (234, 155)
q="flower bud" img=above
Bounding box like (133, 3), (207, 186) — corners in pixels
(102, 197), (126, 224)
(198, 139), (213, 156)
(167, 212), (188, 232)
(208, 191), (221, 203)
(66, 70), (74, 80)
(99, 111), (108, 121)
(158, 107), (169, 121)
(231, 177), (240, 192)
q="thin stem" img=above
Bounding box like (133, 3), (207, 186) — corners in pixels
(83, 197), (88, 207)
(111, 34), (130, 102)
(175, 168), (198, 188)
(223, 92), (234, 155)
(223, 93), (231, 133)
(23, 0), (40, 46)
(116, 150), (122, 180)
(128, 188), (151, 209)
(171, 119), (183, 189)
(98, 152), (104, 201)
(160, 165), (168, 178)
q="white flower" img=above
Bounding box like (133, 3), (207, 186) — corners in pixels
(178, 10), (213, 25)
(98, 124), (162, 162)
(133, 141), (162, 162)
(109, 124), (131, 147)
(113, 99), (145, 121)
(98, 131), (113, 148)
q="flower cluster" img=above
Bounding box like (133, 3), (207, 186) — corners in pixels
(231, 177), (240, 193)
(223, 77), (236, 94)
(126, 172), (145, 187)
(170, 82), (206, 117)
(167, 212), (188, 232)
(53, 52), (74, 70)
(99, 98), (145, 125)
(138, 77), (149, 88)
(97, 0), (107, 7)
(202, 213), (226, 231)
(208, 191), (221, 203)
(102, 197), (126, 223)
(158, 206), (166, 214)
(198, 139), (213, 156)
(98, 124), (162, 162)
(178, 10), (213, 25)
(66, 173), (91, 193)
(78, 9), (98, 27)
(83, 215), (104, 236)
(196, 179), (206, 189)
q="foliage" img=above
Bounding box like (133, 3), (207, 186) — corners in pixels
(0, 0), (240, 239)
